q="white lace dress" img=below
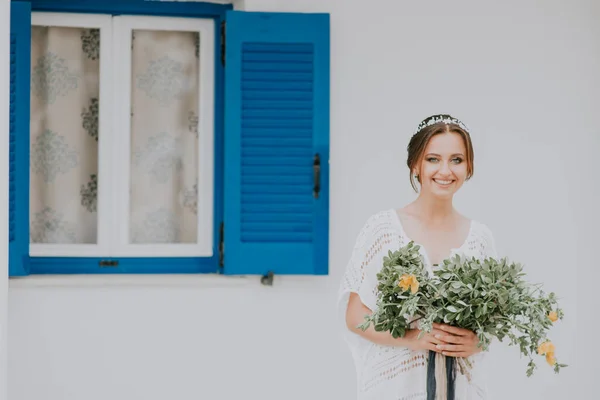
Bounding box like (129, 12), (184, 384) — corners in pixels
(337, 209), (498, 400)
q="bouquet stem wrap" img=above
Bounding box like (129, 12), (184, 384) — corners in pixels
(427, 351), (456, 400)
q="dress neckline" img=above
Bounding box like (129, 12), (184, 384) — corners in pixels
(390, 208), (474, 269)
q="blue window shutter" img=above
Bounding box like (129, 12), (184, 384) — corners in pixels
(223, 11), (330, 276)
(9, 2), (31, 277)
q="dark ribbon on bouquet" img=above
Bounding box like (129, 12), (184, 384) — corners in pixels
(426, 350), (457, 400)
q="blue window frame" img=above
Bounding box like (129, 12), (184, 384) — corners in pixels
(9, 1), (31, 277)
(9, 0), (330, 278)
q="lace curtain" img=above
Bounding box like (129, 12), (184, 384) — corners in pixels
(29, 26), (200, 246)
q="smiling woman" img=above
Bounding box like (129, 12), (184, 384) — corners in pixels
(338, 114), (498, 400)
(407, 114), (474, 194)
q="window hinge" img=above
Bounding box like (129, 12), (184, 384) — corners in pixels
(261, 271), (274, 286)
(313, 153), (321, 199)
(220, 20), (226, 66)
(218, 221), (224, 268)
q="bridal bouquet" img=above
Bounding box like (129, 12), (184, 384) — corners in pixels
(358, 242), (567, 377)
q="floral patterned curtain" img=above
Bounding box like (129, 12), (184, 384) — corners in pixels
(29, 26), (200, 246)
(30, 26), (100, 244)
(129, 29), (199, 244)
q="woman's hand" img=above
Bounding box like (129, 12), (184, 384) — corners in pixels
(432, 323), (482, 358)
(405, 327), (450, 353)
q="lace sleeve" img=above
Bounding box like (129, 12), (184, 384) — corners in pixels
(337, 211), (397, 334)
(338, 217), (373, 310)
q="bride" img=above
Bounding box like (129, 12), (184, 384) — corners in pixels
(338, 114), (498, 399)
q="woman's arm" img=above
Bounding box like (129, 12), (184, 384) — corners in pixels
(345, 292), (447, 351)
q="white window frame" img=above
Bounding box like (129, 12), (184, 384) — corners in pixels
(29, 12), (113, 257)
(29, 13), (215, 258)
(112, 15), (214, 257)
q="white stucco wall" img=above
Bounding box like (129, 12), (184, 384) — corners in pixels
(3, 0), (598, 399)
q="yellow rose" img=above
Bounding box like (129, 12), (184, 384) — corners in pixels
(398, 274), (411, 291)
(411, 278), (419, 294)
(399, 274), (419, 294)
(548, 311), (558, 323)
(546, 352), (556, 366)
(537, 341), (556, 355)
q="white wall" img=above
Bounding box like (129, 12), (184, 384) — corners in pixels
(7, 0), (599, 399)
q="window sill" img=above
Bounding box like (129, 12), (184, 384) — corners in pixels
(8, 273), (254, 288)
(8, 273), (329, 289)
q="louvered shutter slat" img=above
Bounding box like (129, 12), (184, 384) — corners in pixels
(224, 11), (329, 276)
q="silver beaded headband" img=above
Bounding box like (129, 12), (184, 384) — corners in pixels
(414, 115), (470, 135)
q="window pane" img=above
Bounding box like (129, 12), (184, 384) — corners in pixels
(129, 30), (199, 244)
(29, 26), (100, 244)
